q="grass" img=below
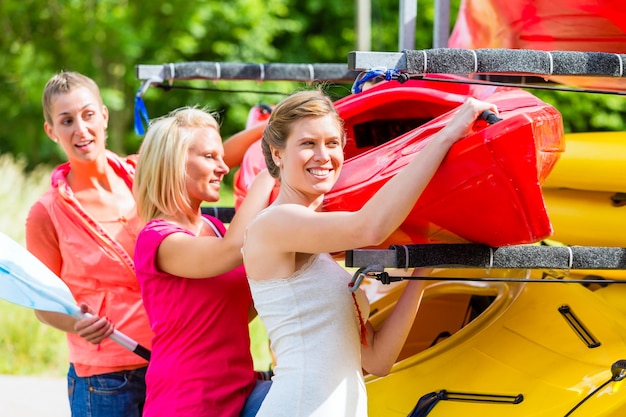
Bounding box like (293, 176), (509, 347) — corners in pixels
(0, 299), (69, 376)
(0, 155), (271, 375)
(0, 154), (68, 375)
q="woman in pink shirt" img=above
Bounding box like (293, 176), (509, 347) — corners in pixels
(26, 71), (152, 417)
(133, 107), (275, 417)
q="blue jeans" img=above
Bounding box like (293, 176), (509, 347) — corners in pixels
(67, 363), (147, 417)
(240, 379), (272, 417)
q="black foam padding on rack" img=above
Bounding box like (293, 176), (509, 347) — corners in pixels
(388, 244), (626, 270)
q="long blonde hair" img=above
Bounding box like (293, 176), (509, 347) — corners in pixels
(134, 106), (221, 223)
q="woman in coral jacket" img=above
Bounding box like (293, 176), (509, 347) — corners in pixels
(26, 71), (152, 417)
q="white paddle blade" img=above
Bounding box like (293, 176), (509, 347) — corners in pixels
(0, 233), (79, 315)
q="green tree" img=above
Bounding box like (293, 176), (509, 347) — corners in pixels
(0, 0), (308, 168)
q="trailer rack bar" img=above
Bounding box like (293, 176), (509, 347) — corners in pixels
(345, 244), (626, 270)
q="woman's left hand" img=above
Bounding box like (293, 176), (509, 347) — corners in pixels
(73, 302), (115, 344)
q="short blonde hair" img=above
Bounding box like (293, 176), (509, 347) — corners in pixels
(134, 106), (221, 223)
(42, 71), (103, 126)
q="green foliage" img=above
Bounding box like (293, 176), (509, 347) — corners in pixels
(0, 0), (468, 172)
(0, 299), (68, 376)
(534, 89), (626, 133)
(249, 318), (273, 371)
(0, 154), (51, 245)
(0, 153), (67, 375)
(5, 0), (619, 173)
(0, 0), (302, 168)
(5, 0), (626, 163)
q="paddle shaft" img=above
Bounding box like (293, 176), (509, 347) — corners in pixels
(82, 312), (151, 361)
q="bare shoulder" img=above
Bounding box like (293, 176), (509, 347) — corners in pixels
(243, 204), (305, 255)
(248, 204), (307, 232)
(243, 206), (300, 280)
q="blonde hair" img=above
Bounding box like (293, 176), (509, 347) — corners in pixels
(134, 106), (221, 223)
(42, 71), (103, 125)
(262, 89), (345, 178)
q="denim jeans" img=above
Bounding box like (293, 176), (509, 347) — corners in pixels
(240, 379), (272, 417)
(67, 363), (147, 417)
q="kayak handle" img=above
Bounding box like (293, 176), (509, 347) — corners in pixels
(478, 110), (502, 124)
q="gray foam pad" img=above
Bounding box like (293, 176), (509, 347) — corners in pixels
(403, 48), (626, 77)
(161, 62), (358, 82)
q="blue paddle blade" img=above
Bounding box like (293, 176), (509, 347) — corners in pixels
(0, 233), (79, 316)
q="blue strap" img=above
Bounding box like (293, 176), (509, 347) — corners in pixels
(351, 68), (399, 93)
(134, 93), (150, 135)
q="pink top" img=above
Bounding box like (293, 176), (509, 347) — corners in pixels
(135, 217), (256, 417)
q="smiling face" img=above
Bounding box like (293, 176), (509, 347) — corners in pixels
(185, 127), (229, 207)
(43, 86), (108, 163)
(272, 114), (344, 199)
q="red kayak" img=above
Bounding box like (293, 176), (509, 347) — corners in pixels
(234, 76), (564, 247)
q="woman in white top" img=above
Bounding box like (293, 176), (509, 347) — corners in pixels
(242, 89), (497, 417)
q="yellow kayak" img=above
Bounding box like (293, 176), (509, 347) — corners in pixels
(362, 131), (626, 415)
(542, 188), (626, 247)
(365, 268), (626, 416)
(540, 131), (626, 247)
(543, 132), (626, 193)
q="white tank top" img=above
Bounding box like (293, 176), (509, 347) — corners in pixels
(249, 253), (370, 417)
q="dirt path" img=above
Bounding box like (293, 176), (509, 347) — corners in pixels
(0, 374), (69, 417)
